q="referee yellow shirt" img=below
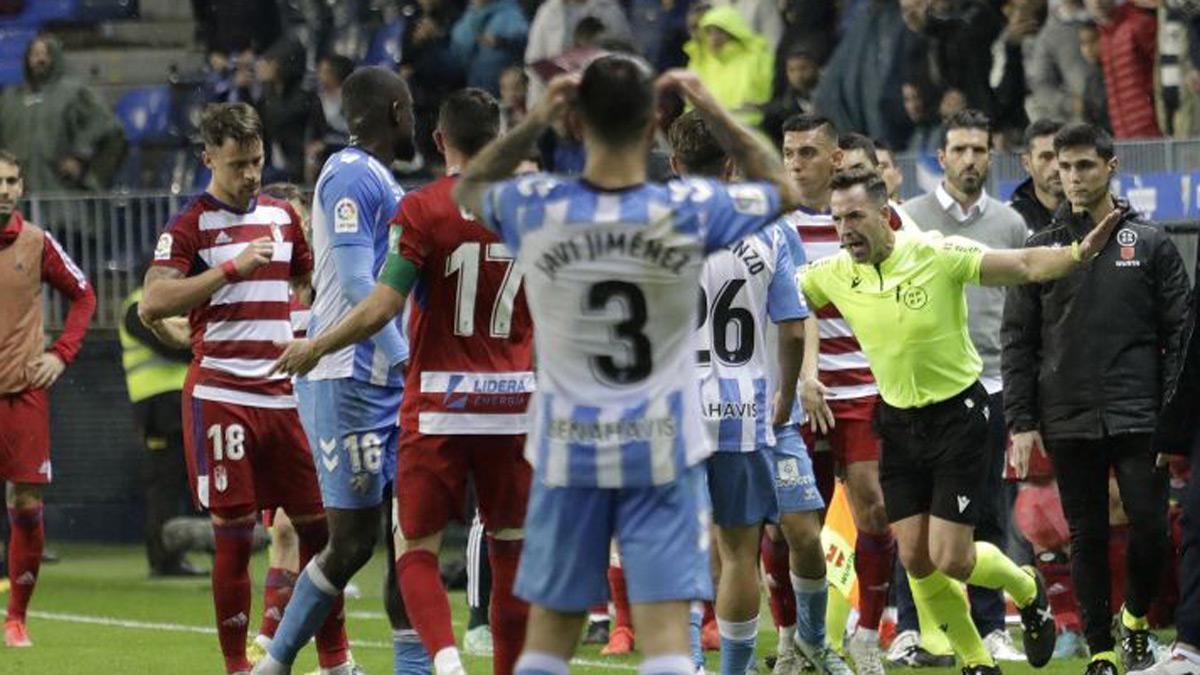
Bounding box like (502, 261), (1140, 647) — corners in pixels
(800, 229), (985, 409)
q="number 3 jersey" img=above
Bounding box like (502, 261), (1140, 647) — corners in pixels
(388, 175), (535, 436)
(480, 174), (782, 488)
(697, 223), (808, 453)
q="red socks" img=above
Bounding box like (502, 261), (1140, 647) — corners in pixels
(488, 537), (529, 675)
(761, 533), (796, 629)
(397, 549), (457, 656)
(259, 567), (298, 640)
(608, 564), (632, 630)
(293, 518), (348, 670)
(854, 530), (896, 631)
(212, 521), (254, 673)
(6, 507), (44, 623)
(1037, 553), (1082, 633)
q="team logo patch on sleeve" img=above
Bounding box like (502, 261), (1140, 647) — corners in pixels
(727, 185), (769, 215)
(154, 233), (173, 260)
(334, 198), (359, 233)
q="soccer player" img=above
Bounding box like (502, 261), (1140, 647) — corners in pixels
(0, 150), (96, 648)
(775, 114), (895, 675)
(456, 58), (803, 675)
(274, 87), (533, 675)
(253, 65), (429, 675)
(800, 166), (1109, 674)
(139, 102), (350, 675)
(668, 110), (846, 675)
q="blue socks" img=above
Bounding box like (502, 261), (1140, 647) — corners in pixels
(717, 616), (758, 675)
(393, 628), (432, 675)
(792, 572), (828, 648)
(267, 559), (339, 665)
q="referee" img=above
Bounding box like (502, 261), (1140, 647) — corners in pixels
(799, 168), (1118, 675)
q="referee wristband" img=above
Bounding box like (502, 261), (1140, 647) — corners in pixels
(1070, 241), (1082, 262)
(220, 260), (241, 283)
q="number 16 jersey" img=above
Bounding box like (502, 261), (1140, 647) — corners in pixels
(390, 175), (535, 437)
(480, 174), (782, 488)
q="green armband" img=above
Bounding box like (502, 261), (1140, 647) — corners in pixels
(380, 249), (419, 295)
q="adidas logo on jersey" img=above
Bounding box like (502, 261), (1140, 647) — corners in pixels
(14, 572), (35, 586)
(221, 612), (248, 628)
(215, 231), (233, 245)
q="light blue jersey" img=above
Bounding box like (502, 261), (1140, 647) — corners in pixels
(698, 223), (808, 452)
(481, 174), (782, 488)
(308, 146), (408, 386)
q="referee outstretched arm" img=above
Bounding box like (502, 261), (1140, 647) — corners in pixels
(975, 207), (1119, 285)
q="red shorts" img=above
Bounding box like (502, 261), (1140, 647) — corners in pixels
(801, 413), (881, 468)
(396, 431), (531, 540)
(182, 388), (322, 514)
(0, 388), (51, 484)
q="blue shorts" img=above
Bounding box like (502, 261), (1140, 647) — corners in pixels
(514, 465), (713, 613)
(707, 448), (780, 527)
(771, 424), (825, 514)
(297, 377), (401, 509)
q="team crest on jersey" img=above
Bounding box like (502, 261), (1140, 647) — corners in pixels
(727, 185), (770, 216)
(214, 465), (228, 493)
(154, 232), (173, 260)
(334, 198), (359, 233)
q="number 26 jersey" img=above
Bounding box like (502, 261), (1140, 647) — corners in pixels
(480, 174), (782, 488)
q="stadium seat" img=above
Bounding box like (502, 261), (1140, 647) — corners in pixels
(0, 0), (75, 27)
(115, 85), (172, 144)
(364, 19), (406, 68)
(72, 0), (138, 22)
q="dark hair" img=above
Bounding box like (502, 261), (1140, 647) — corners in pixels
(199, 102), (262, 148)
(321, 54), (355, 84)
(668, 110), (727, 178)
(1053, 122), (1115, 161)
(0, 149), (22, 179)
(837, 133), (878, 166)
(830, 167), (889, 206)
(873, 138), (893, 154)
(781, 113), (836, 140)
(574, 16), (607, 45)
(576, 54), (656, 147)
(941, 108), (991, 148)
(784, 44), (819, 62)
(1022, 118), (1065, 151)
(342, 66), (412, 138)
(438, 88), (501, 157)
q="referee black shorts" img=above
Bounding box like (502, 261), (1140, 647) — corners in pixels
(873, 381), (990, 525)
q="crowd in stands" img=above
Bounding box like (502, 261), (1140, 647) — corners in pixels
(0, 0), (1197, 192)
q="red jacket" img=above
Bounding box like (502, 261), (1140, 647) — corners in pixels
(1098, 5), (1162, 139)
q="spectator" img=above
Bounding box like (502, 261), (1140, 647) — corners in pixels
(1087, 0), (1161, 137)
(0, 35), (126, 192)
(1009, 118), (1065, 233)
(903, 80), (943, 154)
(207, 49), (262, 105)
(1003, 123), (1188, 675)
(499, 65), (528, 129)
(629, 0), (694, 71)
(761, 46), (819, 144)
(305, 55), (354, 183)
(451, 0), (530, 96)
(1025, 0), (1091, 123)
(1077, 21), (1111, 129)
(684, 6), (774, 126)
(190, 0), (282, 55)
(525, 0), (632, 102)
(711, 0), (783, 49)
(401, 0), (467, 170)
(813, 0), (912, 147)
(990, 0), (1041, 149)
(1155, 3), (1200, 137)
(778, 0), (839, 66)
(255, 37), (318, 183)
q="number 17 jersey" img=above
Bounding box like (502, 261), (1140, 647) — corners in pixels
(391, 175), (535, 436)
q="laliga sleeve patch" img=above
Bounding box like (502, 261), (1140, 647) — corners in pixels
(154, 232), (174, 260)
(727, 185), (769, 215)
(334, 198), (359, 233)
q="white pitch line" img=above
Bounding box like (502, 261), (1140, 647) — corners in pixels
(27, 610), (636, 670)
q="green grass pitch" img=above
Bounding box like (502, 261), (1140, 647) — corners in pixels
(2, 543), (1100, 674)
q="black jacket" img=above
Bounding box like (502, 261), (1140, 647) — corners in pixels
(1155, 247), (1200, 456)
(1001, 201), (1191, 440)
(1008, 177), (1055, 234)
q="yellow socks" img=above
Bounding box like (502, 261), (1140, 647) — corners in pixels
(1092, 651), (1118, 665)
(908, 570), (994, 667)
(1121, 607), (1150, 631)
(966, 541), (1037, 607)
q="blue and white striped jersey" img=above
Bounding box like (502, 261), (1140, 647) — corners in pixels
(698, 223), (808, 452)
(480, 174), (782, 488)
(307, 147), (409, 387)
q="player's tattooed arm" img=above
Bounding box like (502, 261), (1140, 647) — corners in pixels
(272, 282), (407, 376)
(453, 73), (580, 225)
(656, 69), (802, 212)
(139, 237), (275, 321)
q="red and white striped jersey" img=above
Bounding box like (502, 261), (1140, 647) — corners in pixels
(783, 207), (878, 418)
(152, 193), (312, 409)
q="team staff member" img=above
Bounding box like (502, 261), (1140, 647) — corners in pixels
(0, 150), (96, 648)
(1003, 123), (1190, 675)
(801, 167), (1115, 674)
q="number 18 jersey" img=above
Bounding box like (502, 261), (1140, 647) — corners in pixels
(480, 174), (782, 488)
(698, 223), (808, 453)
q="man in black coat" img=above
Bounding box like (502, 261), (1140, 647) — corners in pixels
(1002, 123), (1190, 675)
(1009, 119), (1065, 234)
